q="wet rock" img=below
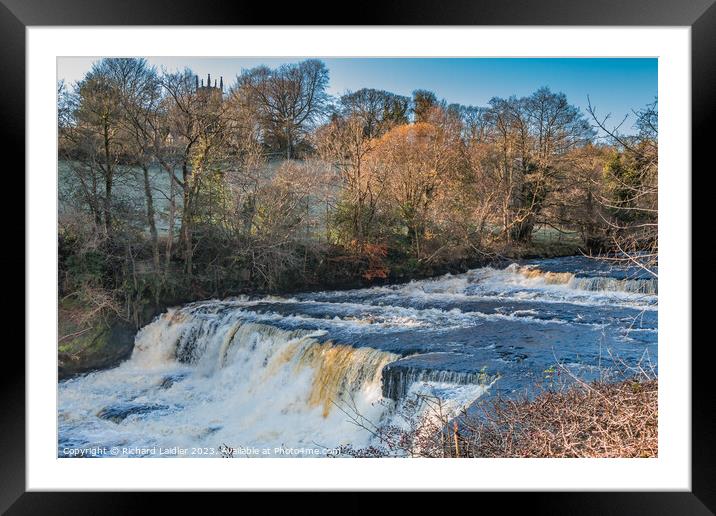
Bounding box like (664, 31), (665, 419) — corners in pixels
(382, 352), (499, 400)
(58, 319), (136, 380)
(97, 403), (170, 423)
(159, 373), (188, 389)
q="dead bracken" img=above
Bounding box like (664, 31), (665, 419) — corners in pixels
(460, 378), (658, 458)
(334, 378), (657, 458)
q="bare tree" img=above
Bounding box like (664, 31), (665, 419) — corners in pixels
(339, 88), (410, 139)
(315, 114), (382, 251)
(161, 68), (228, 276)
(236, 59), (330, 159)
(66, 59), (136, 237)
(368, 117), (463, 260)
(485, 88), (594, 243)
(412, 89), (438, 123)
(587, 98), (658, 276)
(111, 59), (164, 279)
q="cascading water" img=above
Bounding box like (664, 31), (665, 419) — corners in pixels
(508, 264), (658, 295)
(60, 308), (407, 457)
(58, 256), (657, 458)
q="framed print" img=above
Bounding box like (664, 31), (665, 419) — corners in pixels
(4, 0), (712, 512)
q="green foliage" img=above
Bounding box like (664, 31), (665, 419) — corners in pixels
(192, 168), (233, 228)
(604, 152), (639, 217)
(328, 198), (387, 248)
(66, 251), (106, 284)
(603, 147), (656, 229)
(59, 228), (109, 291)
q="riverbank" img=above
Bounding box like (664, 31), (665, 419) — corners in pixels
(337, 377), (658, 458)
(462, 377), (658, 458)
(57, 235), (583, 380)
(58, 254), (657, 456)
(58, 299), (136, 379)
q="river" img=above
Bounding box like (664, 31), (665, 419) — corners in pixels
(58, 256), (657, 457)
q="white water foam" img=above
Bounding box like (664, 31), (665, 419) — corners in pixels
(58, 261), (656, 457)
(59, 306), (489, 457)
(373, 264), (658, 310)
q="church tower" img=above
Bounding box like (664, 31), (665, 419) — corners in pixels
(195, 73), (224, 101)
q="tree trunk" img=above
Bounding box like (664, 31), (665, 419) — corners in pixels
(181, 162), (193, 276)
(90, 171), (102, 228)
(165, 165), (176, 273)
(142, 164), (161, 273)
(509, 216), (535, 243)
(102, 121), (113, 237)
(142, 163), (161, 304)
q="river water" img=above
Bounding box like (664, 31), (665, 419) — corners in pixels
(58, 256), (657, 457)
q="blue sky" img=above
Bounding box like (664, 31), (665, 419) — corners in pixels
(58, 57), (657, 133)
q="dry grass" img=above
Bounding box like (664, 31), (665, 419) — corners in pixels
(334, 377), (657, 458)
(459, 378), (658, 458)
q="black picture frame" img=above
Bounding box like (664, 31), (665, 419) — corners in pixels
(3, 0), (711, 512)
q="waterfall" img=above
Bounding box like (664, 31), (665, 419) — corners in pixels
(382, 362), (496, 401)
(59, 256), (655, 457)
(508, 264), (657, 294)
(59, 302), (494, 456)
(131, 306), (400, 419)
(568, 276), (657, 295)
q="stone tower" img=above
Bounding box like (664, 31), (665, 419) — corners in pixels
(195, 73), (224, 101)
